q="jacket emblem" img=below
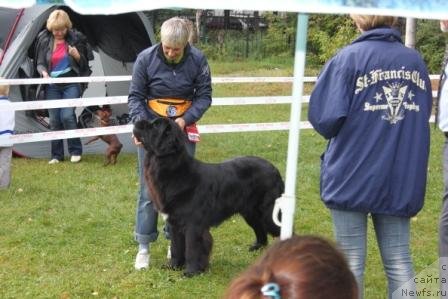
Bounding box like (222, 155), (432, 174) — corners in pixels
(358, 69), (426, 125)
(363, 82), (421, 125)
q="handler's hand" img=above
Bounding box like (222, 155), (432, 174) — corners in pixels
(132, 134), (142, 146)
(175, 117), (186, 130)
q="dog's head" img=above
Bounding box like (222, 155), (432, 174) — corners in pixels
(133, 118), (186, 157)
(96, 106), (112, 126)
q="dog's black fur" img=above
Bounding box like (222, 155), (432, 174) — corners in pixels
(133, 118), (284, 276)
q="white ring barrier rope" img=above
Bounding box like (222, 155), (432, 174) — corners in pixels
(0, 95), (310, 111)
(0, 75), (439, 85)
(0, 91), (439, 112)
(0, 76), (439, 146)
(0, 96), (128, 111)
(0, 76), (302, 86)
(0, 74), (439, 85)
(0, 76), (131, 85)
(0, 121), (313, 145)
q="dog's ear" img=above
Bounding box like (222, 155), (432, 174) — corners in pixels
(133, 120), (152, 149)
(152, 118), (184, 156)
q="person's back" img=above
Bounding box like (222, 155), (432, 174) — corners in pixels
(224, 235), (357, 299)
(308, 15), (433, 299)
(309, 20), (432, 217)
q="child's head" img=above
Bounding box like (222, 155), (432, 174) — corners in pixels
(0, 78), (10, 96)
(224, 235), (358, 299)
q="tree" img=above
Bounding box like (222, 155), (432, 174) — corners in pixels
(415, 19), (446, 73)
(195, 10), (203, 42)
(261, 12), (297, 58)
(307, 14), (358, 69)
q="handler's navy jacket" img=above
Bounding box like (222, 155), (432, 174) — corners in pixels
(308, 27), (432, 217)
(128, 43), (212, 125)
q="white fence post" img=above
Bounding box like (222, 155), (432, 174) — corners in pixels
(274, 13), (309, 240)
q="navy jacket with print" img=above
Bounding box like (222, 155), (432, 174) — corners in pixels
(128, 43), (212, 125)
(308, 27), (432, 217)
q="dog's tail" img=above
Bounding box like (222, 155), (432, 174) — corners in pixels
(84, 136), (100, 145)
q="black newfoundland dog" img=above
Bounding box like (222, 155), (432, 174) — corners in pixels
(133, 118), (284, 276)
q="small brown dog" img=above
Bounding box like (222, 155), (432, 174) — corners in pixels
(84, 106), (123, 166)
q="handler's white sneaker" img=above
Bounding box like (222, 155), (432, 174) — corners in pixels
(134, 249), (149, 270)
(70, 155), (81, 163)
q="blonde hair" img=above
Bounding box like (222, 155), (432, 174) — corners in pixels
(160, 17), (190, 48)
(350, 14), (397, 31)
(0, 78), (10, 96)
(46, 9), (72, 31)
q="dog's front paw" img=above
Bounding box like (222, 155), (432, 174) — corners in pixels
(169, 258), (185, 270)
(183, 269), (205, 277)
(161, 262), (183, 271)
(183, 263), (207, 277)
(248, 242), (266, 251)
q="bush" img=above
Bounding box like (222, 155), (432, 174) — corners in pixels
(416, 19), (447, 73)
(307, 14), (358, 69)
(149, 10), (447, 74)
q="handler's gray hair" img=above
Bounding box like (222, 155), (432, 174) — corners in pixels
(160, 17), (190, 47)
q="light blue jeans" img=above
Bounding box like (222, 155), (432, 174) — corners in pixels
(330, 209), (416, 299)
(134, 140), (195, 245)
(46, 83), (82, 160)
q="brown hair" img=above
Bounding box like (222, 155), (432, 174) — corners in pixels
(224, 235), (357, 299)
(350, 14), (397, 31)
(46, 9), (72, 31)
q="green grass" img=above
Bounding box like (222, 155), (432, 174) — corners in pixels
(0, 61), (445, 298)
(209, 57), (295, 76)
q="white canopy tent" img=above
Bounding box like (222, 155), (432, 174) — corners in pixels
(0, 0), (447, 240)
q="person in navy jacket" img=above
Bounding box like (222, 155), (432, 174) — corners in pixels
(308, 15), (432, 299)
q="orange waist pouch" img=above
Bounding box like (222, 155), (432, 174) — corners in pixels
(148, 98), (191, 117)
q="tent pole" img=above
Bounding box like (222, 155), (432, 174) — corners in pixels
(274, 13), (309, 240)
(0, 9), (24, 65)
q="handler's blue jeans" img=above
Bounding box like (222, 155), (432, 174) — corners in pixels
(134, 140), (195, 245)
(330, 209), (415, 299)
(46, 83), (82, 160)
